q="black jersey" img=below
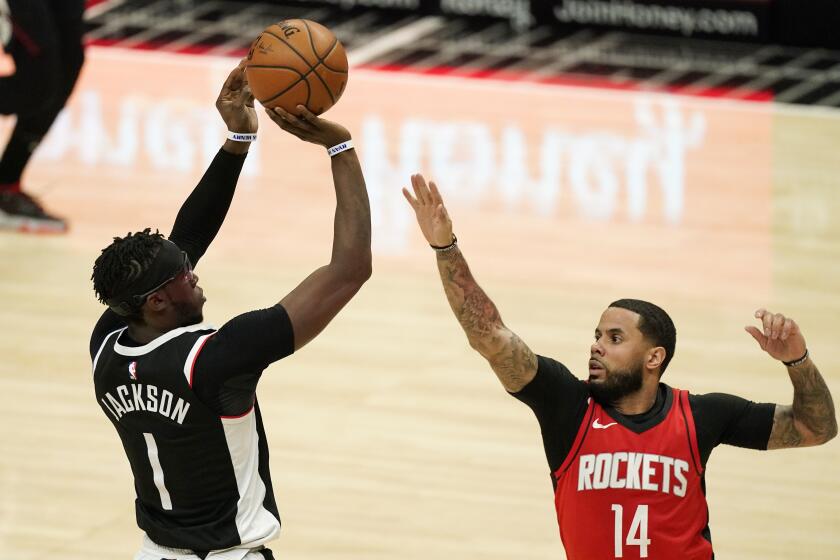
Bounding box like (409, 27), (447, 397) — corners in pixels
(92, 323), (280, 551)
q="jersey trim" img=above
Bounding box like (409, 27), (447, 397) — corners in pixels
(678, 389), (704, 476)
(183, 332), (217, 387)
(555, 397), (595, 479)
(113, 323), (215, 357)
(221, 408), (281, 547)
(92, 327), (126, 373)
(221, 404), (256, 420)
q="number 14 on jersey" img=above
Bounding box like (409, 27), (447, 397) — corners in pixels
(611, 504), (651, 558)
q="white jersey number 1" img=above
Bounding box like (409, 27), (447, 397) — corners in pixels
(144, 432), (173, 510)
(611, 504), (650, 558)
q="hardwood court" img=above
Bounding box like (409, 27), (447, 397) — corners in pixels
(1, 48), (838, 559)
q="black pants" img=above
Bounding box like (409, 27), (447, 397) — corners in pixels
(0, 0), (85, 184)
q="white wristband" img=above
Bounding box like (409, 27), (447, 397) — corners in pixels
(327, 139), (354, 157)
(228, 131), (257, 142)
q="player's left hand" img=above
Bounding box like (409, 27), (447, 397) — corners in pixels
(216, 60), (257, 134)
(745, 309), (807, 363)
(265, 105), (351, 148)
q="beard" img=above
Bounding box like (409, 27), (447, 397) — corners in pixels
(172, 300), (203, 327)
(588, 363), (644, 406)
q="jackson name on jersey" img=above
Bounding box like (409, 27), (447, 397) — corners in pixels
(100, 383), (191, 425)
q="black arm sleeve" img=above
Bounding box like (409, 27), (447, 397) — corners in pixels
(89, 149), (247, 359)
(168, 148), (247, 265)
(192, 304), (295, 416)
(511, 355), (591, 472)
(689, 392), (776, 467)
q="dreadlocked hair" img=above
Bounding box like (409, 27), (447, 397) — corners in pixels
(92, 228), (165, 310)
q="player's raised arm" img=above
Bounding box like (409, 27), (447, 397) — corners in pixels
(403, 174), (537, 392)
(169, 61), (257, 265)
(745, 309), (838, 449)
(264, 105), (371, 351)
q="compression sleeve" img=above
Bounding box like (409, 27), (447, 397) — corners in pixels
(191, 304), (295, 416)
(169, 148), (248, 265)
(689, 392), (776, 466)
(511, 355), (590, 472)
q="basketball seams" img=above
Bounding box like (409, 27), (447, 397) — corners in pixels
(263, 27), (336, 107)
(262, 74), (310, 106)
(247, 65), (306, 104)
(302, 20), (347, 75)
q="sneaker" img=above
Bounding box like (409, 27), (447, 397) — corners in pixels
(0, 191), (68, 233)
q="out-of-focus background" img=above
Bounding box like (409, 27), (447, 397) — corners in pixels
(1, 0), (839, 558)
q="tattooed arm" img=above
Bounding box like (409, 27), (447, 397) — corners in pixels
(745, 309), (837, 449)
(403, 174), (537, 392)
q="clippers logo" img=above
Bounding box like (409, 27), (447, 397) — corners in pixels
(128, 361), (138, 380)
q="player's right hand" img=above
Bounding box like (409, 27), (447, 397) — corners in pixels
(216, 60), (257, 134)
(744, 308), (808, 364)
(266, 105), (351, 148)
(402, 174), (455, 248)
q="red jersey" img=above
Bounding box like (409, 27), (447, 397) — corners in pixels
(553, 388), (711, 560)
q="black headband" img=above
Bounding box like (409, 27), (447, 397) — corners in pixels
(106, 239), (184, 316)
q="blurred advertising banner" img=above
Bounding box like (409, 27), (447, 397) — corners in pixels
(14, 48), (772, 299)
(253, 0), (837, 47)
(532, 0), (772, 40)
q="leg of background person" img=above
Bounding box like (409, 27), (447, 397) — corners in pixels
(0, 0), (84, 232)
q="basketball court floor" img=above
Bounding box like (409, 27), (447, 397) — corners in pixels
(1, 30), (839, 560)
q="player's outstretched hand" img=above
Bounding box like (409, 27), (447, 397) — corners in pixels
(216, 60), (257, 134)
(402, 174), (455, 248)
(745, 309), (807, 363)
(265, 105), (351, 148)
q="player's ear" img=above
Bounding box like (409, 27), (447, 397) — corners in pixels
(145, 291), (169, 312)
(646, 347), (665, 371)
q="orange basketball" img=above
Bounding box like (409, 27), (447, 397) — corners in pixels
(245, 19), (348, 115)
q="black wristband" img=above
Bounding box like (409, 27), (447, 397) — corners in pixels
(782, 349), (809, 367)
(431, 234), (457, 252)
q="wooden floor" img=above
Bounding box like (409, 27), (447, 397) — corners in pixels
(1, 48), (839, 559)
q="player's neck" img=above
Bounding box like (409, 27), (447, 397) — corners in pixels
(612, 383), (660, 415)
(126, 322), (171, 345)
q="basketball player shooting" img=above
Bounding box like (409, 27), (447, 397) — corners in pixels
(89, 63), (370, 560)
(403, 173), (837, 559)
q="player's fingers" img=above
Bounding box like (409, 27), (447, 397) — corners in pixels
(760, 310), (773, 337)
(412, 174), (431, 205)
(781, 318), (793, 340)
(242, 84), (255, 108)
(296, 105), (319, 123)
(745, 326), (766, 348)
(401, 187), (418, 209)
(770, 313), (785, 340)
(429, 181), (444, 205)
(410, 174), (423, 203)
(221, 65), (244, 94)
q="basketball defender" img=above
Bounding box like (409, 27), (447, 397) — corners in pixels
(0, 0), (85, 232)
(90, 64), (370, 559)
(403, 174), (836, 559)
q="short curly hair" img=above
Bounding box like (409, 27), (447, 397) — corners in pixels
(609, 298), (677, 375)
